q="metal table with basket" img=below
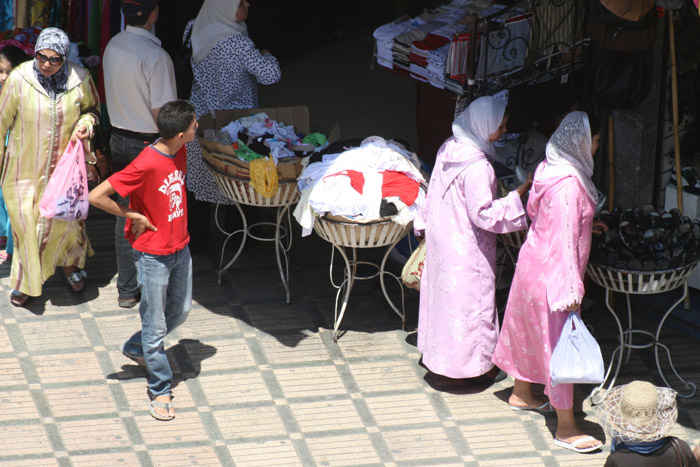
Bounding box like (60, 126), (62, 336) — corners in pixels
(586, 261), (699, 404)
(313, 215), (412, 342)
(203, 159), (299, 304)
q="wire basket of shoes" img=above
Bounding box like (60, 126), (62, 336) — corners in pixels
(586, 260), (700, 294)
(204, 160), (300, 207)
(588, 203), (700, 292)
(314, 215), (411, 249)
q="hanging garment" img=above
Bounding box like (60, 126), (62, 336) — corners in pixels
(87, 0), (102, 56)
(29, 0), (49, 27)
(0, 0), (13, 30)
(15, 0), (30, 28)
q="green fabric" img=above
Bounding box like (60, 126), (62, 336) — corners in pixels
(302, 132), (327, 146)
(234, 139), (264, 162)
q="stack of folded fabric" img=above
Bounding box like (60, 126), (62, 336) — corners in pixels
(373, 19), (414, 70)
(410, 33), (450, 83)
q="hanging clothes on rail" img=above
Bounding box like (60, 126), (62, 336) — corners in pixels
(0, 0), (13, 30)
(30, 0), (49, 27)
(15, 0), (30, 28)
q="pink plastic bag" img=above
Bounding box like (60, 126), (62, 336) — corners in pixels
(39, 140), (89, 220)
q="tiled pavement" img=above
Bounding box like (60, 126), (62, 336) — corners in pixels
(1, 206), (700, 467)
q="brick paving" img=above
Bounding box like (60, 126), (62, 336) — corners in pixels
(0, 206), (699, 467)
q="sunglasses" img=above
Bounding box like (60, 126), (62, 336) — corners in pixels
(35, 51), (64, 66)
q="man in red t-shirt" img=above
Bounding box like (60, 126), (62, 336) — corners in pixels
(89, 100), (197, 421)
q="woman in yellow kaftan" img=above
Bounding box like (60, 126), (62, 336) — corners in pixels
(0, 28), (98, 306)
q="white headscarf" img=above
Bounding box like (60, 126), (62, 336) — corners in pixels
(541, 111), (598, 203)
(451, 95), (506, 158)
(191, 0), (249, 63)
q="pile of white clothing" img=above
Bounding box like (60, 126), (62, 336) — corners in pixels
(213, 112), (329, 166)
(294, 137), (427, 237)
(223, 112), (299, 144)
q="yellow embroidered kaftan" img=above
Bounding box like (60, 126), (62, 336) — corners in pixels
(0, 60), (98, 296)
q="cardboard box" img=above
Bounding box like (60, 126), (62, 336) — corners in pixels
(197, 106), (340, 181)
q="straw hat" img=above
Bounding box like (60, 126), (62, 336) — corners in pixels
(596, 381), (678, 443)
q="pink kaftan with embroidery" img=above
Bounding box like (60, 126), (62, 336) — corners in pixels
(415, 137), (528, 379)
(492, 164), (595, 409)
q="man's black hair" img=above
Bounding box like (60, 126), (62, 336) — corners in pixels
(157, 99), (196, 140)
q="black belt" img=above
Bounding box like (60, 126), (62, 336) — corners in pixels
(111, 126), (160, 141)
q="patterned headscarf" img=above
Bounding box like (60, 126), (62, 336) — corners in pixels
(451, 96), (506, 158)
(33, 28), (70, 99)
(191, 0), (248, 62)
(35, 27), (70, 57)
(541, 111), (598, 203)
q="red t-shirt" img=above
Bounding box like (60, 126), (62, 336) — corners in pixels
(108, 145), (189, 255)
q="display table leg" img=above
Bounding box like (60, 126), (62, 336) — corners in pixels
(214, 202), (248, 285)
(590, 290), (625, 405)
(330, 245), (355, 342)
(379, 239), (406, 330)
(275, 204), (294, 304)
(654, 283), (697, 398)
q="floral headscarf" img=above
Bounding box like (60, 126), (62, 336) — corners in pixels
(33, 28), (70, 99)
(541, 111), (598, 203)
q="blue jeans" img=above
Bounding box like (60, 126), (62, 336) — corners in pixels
(122, 246), (192, 398)
(110, 132), (158, 300)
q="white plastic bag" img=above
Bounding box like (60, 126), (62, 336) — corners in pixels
(550, 312), (604, 387)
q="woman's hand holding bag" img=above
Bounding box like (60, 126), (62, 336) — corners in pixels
(550, 312), (605, 386)
(39, 140), (90, 221)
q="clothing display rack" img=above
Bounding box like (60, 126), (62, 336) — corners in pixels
(374, 0), (586, 101)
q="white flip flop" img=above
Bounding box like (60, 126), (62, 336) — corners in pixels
(553, 436), (602, 453)
(509, 401), (556, 413)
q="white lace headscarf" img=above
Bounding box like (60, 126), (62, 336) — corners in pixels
(541, 111), (598, 203)
(451, 95), (506, 158)
(192, 0), (248, 63)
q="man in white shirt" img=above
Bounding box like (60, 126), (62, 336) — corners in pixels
(103, 0), (176, 309)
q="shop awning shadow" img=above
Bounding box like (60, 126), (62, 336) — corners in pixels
(106, 338), (217, 388)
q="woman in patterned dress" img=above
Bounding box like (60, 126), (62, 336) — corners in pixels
(414, 96), (530, 388)
(0, 28), (99, 306)
(184, 0), (281, 249)
(492, 111), (606, 453)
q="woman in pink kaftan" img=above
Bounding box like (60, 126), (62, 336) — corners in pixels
(492, 111), (605, 453)
(414, 96), (530, 385)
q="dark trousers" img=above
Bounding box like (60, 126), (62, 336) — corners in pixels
(110, 132), (158, 300)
